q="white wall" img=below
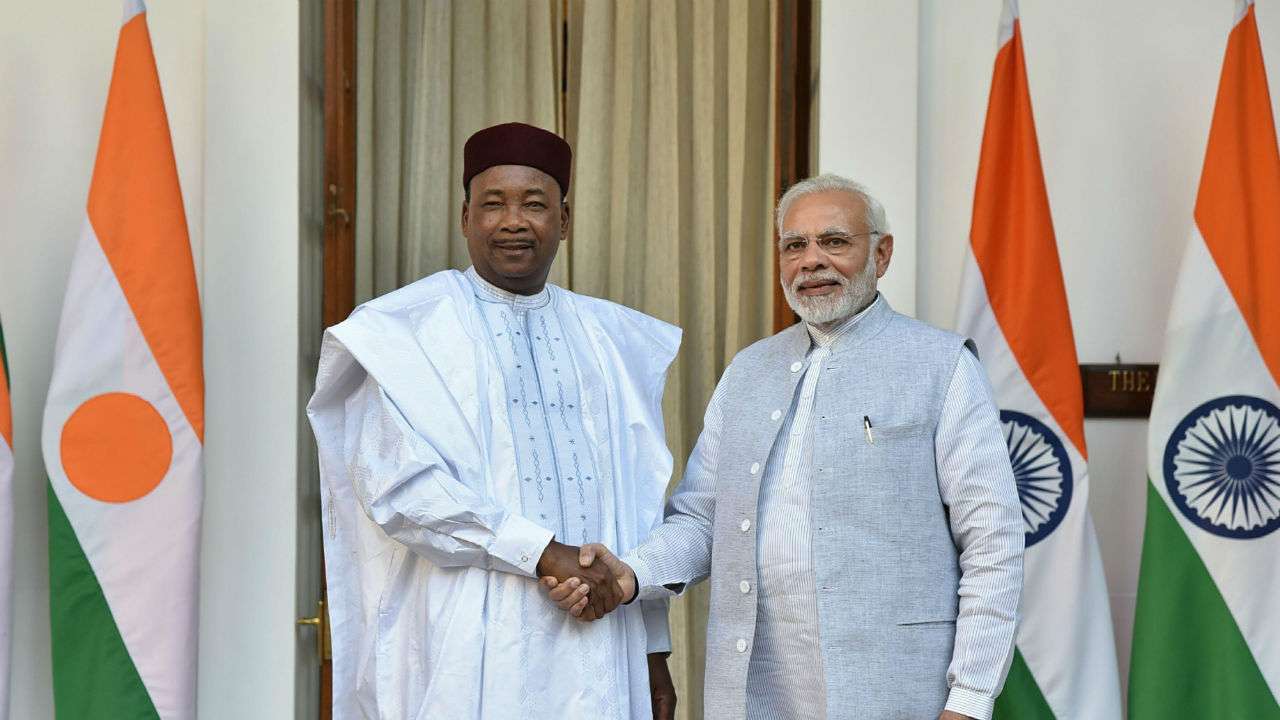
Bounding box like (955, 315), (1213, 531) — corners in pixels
(824, 0), (1280, 704)
(0, 2), (299, 718)
(818, 0), (919, 314)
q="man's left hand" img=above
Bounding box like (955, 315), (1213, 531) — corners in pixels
(939, 711), (975, 720)
(648, 653), (676, 720)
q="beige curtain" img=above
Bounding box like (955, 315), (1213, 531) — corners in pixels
(566, 2), (777, 718)
(355, 0), (565, 304)
(355, 3), (777, 718)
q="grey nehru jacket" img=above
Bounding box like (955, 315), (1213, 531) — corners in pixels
(624, 295), (1024, 720)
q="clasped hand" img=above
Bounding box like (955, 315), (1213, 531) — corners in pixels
(537, 542), (635, 621)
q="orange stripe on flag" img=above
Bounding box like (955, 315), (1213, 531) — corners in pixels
(0, 358), (11, 448)
(86, 13), (203, 441)
(970, 20), (1087, 456)
(1194, 6), (1280, 388)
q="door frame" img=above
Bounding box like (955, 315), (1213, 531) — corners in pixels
(315, 0), (357, 717)
(773, 0), (814, 333)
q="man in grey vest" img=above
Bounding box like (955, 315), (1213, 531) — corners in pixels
(544, 174), (1024, 720)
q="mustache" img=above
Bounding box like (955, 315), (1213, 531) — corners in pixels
(789, 269), (849, 293)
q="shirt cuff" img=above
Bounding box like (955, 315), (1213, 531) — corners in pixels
(489, 513), (554, 578)
(622, 552), (679, 601)
(945, 687), (995, 720)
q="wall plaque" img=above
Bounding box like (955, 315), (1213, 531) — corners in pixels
(1080, 363), (1159, 418)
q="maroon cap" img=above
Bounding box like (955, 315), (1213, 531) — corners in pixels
(462, 122), (572, 197)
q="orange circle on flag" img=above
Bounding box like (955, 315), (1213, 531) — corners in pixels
(61, 392), (172, 503)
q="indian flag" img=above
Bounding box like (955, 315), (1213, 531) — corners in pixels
(1129, 0), (1280, 716)
(41, 2), (203, 718)
(1, 318), (12, 720)
(955, 1), (1122, 717)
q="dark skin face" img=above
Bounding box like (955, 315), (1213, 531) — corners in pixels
(461, 164), (570, 295)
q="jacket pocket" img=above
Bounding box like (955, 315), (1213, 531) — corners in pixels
(843, 419), (929, 447)
(896, 599), (958, 626)
(895, 582), (959, 626)
(868, 420), (929, 441)
(897, 618), (956, 628)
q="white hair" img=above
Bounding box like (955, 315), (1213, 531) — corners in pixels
(774, 173), (890, 238)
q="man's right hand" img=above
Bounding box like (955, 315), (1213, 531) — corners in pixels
(536, 540), (624, 619)
(542, 543), (637, 620)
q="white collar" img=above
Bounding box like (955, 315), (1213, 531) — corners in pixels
(806, 295), (881, 348)
(465, 266), (552, 310)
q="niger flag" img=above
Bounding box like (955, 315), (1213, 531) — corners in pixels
(1130, 1), (1280, 716)
(954, 1), (1121, 718)
(41, 2), (203, 718)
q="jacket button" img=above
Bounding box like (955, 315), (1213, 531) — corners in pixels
(749, 462), (760, 475)
(740, 518), (751, 532)
(739, 580), (751, 594)
(736, 638), (748, 653)
(790, 361), (802, 373)
(770, 409), (782, 421)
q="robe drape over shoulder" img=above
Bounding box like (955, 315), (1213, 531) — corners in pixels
(308, 269), (680, 720)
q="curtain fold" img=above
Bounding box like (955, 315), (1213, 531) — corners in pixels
(567, 3), (776, 717)
(355, 4), (777, 718)
(355, 0), (563, 304)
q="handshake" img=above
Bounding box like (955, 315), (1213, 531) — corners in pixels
(535, 540), (637, 621)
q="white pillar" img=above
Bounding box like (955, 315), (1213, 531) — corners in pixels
(200, 1), (300, 717)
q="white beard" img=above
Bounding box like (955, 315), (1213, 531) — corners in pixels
(782, 251), (879, 326)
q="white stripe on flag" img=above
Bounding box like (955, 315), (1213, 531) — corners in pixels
(42, 221), (201, 719)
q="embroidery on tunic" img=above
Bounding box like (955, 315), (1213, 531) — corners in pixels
(467, 277), (621, 716)
(556, 381), (573, 431)
(499, 310), (521, 357)
(539, 315), (557, 360)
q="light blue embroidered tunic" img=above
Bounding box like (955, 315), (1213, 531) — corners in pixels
(468, 267), (604, 547)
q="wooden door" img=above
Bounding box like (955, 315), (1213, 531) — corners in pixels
(311, 0), (357, 717)
(773, 0), (814, 333)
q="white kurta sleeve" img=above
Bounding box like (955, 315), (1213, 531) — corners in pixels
(346, 374), (554, 578)
(623, 377), (725, 600)
(935, 349), (1025, 720)
(641, 598), (672, 654)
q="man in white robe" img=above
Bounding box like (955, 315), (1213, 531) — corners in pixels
(308, 122), (680, 719)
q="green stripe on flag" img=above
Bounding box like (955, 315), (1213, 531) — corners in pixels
(47, 483), (158, 720)
(993, 648), (1055, 719)
(1129, 481), (1280, 719)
